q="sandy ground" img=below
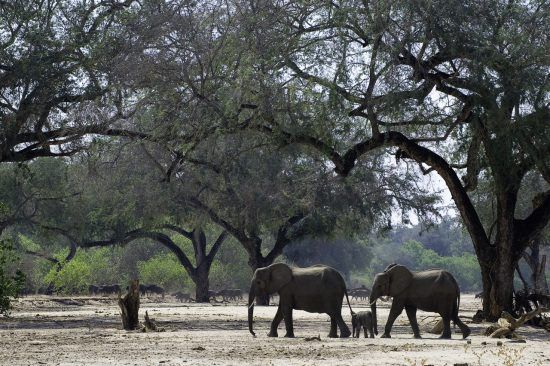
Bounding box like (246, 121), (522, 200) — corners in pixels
(1, 294), (549, 366)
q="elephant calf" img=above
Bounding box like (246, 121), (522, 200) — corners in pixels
(352, 311), (376, 338)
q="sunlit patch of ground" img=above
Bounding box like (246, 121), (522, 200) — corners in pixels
(1, 295), (548, 365)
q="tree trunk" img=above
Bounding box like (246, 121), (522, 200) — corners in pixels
(524, 240), (549, 295)
(193, 264), (211, 303)
(118, 280), (140, 330)
(249, 252), (272, 306)
(535, 255), (548, 295)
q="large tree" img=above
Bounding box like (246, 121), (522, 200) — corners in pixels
(0, 0), (145, 163)
(231, 0), (549, 319)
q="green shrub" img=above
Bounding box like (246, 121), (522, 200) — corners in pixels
(0, 238), (25, 316)
(398, 240), (481, 291)
(137, 253), (192, 291)
(44, 247), (124, 294)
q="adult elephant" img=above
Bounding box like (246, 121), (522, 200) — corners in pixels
(370, 264), (470, 339)
(248, 263), (352, 338)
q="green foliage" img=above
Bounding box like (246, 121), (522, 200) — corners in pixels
(137, 254), (192, 292)
(350, 235), (481, 291)
(0, 238), (25, 316)
(400, 240), (481, 290)
(213, 237), (254, 289)
(45, 248), (124, 294)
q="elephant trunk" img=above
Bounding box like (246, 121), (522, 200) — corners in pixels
(248, 283), (256, 337)
(369, 290), (379, 335)
(371, 300), (378, 335)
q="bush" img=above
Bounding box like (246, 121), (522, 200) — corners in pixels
(0, 238), (25, 316)
(398, 240), (481, 291)
(44, 247), (124, 294)
(137, 253), (192, 291)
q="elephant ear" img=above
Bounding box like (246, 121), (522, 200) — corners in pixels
(387, 264), (413, 296)
(266, 263), (293, 294)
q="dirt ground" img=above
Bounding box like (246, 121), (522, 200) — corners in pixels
(1, 294), (549, 366)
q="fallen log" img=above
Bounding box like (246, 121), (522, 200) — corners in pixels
(487, 307), (548, 338)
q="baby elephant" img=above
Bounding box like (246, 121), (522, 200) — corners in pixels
(352, 311), (376, 338)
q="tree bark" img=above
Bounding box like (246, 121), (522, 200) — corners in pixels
(118, 280), (140, 330)
(250, 257), (273, 306)
(523, 239), (549, 295)
(193, 264), (211, 303)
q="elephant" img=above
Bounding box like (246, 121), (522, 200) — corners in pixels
(248, 263), (353, 338)
(369, 264), (471, 339)
(351, 310), (376, 338)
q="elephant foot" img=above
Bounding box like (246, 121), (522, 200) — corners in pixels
(413, 334), (422, 339)
(340, 329), (351, 338)
(462, 327), (471, 339)
(327, 333), (338, 338)
(438, 333), (452, 339)
(283, 332), (295, 338)
(267, 331), (278, 337)
(380, 333), (391, 338)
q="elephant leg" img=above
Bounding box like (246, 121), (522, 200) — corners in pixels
(268, 305), (283, 337)
(439, 315), (452, 339)
(381, 302), (404, 338)
(453, 315), (471, 339)
(328, 316), (338, 338)
(368, 326), (375, 338)
(405, 305), (421, 339)
(363, 325), (367, 338)
(282, 306), (295, 338)
(336, 313), (351, 338)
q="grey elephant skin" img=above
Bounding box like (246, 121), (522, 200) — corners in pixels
(248, 263), (353, 338)
(370, 264), (471, 339)
(351, 310), (376, 338)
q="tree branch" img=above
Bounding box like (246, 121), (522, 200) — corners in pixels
(81, 229), (197, 276)
(515, 190), (550, 251)
(206, 230), (228, 262)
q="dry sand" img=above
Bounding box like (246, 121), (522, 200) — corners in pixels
(1, 294), (548, 365)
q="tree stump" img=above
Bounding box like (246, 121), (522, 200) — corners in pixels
(118, 280), (140, 330)
(144, 311), (157, 331)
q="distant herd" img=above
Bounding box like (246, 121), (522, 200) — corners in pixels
(22, 284), (372, 304)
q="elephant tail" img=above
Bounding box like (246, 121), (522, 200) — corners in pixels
(449, 273), (461, 318)
(344, 287), (354, 316)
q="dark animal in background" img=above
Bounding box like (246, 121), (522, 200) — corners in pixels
(89, 285), (99, 295)
(98, 284), (120, 295)
(145, 284), (165, 298)
(208, 290), (219, 301)
(350, 287), (370, 301)
(351, 311), (376, 338)
(218, 288), (243, 302)
(370, 264), (470, 339)
(139, 284), (147, 296)
(230, 288), (243, 301)
(172, 292), (191, 303)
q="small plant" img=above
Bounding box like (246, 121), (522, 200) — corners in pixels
(464, 343), (526, 366)
(404, 357), (428, 366)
